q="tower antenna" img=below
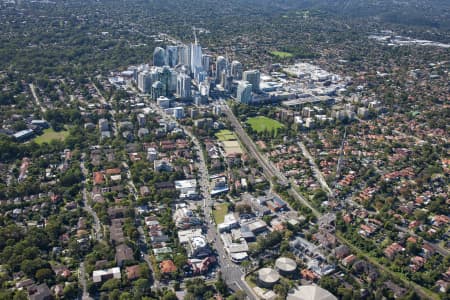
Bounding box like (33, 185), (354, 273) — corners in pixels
(193, 27), (198, 44)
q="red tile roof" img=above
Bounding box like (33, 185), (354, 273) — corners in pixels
(160, 260), (177, 274)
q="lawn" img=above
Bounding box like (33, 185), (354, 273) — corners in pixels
(245, 274), (258, 289)
(215, 129), (237, 141)
(247, 116), (284, 135)
(213, 202), (229, 224)
(270, 50), (293, 59)
(34, 127), (70, 144)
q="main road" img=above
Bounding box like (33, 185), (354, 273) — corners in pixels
(145, 100), (257, 299)
(220, 102), (320, 218)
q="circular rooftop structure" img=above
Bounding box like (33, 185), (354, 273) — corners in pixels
(257, 268), (280, 287)
(287, 285), (337, 300)
(191, 236), (207, 249)
(275, 257), (297, 274)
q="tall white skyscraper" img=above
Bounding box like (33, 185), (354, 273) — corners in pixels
(149, 67), (160, 82)
(138, 72), (152, 93)
(243, 70), (260, 92)
(199, 80), (210, 97)
(215, 56), (227, 84)
(202, 54), (212, 74)
(178, 45), (190, 67)
(169, 69), (178, 92)
(190, 42), (203, 77)
(231, 61), (243, 80)
(177, 72), (191, 99)
(237, 81), (252, 104)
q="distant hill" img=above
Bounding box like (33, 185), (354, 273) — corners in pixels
(219, 0), (450, 28)
(274, 0), (450, 28)
(129, 0), (450, 28)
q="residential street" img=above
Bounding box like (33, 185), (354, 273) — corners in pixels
(146, 100), (258, 299)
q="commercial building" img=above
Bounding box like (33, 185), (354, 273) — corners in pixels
(157, 96), (171, 108)
(190, 42), (203, 78)
(177, 72), (191, 99)
(218, 213), (239, 233)
(243, 70), (260, 92)
(196, 71), (208, 84)
(159, 66), (173, 95)
(178, 228), (211, 258)
(151, 81), (165, 100)
(211, 176), (229, 195)
(221, 232), (249, 262)
(177, 45), (190, 67)
(172, 106), (185, 119)
(165, 46), (178, 67)
(242, 219), (268, 235)
(231, 60), (243, 80)
(173, 206), (201, 229)
(202, 54), (211, 74)
(138, 71), (152, 93)
(175, 179), (198, 199)
(215, 56), (227, 83)
(236, 81), (253, 104)
(153, 47), (166, 67)
(198, 81), (210, 98)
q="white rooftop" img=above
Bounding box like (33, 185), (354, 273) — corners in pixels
(175, 179), (197, 190)
(287, 285), (337, 300)
(178, 228), (203, 244)
(92, 267), (121, 283)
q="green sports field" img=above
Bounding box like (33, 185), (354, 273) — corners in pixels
(246, 116), (284, 134)
(215, 129), (237, 141)
(270, 50), (293, 59)
(34, 127), (70, 144)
